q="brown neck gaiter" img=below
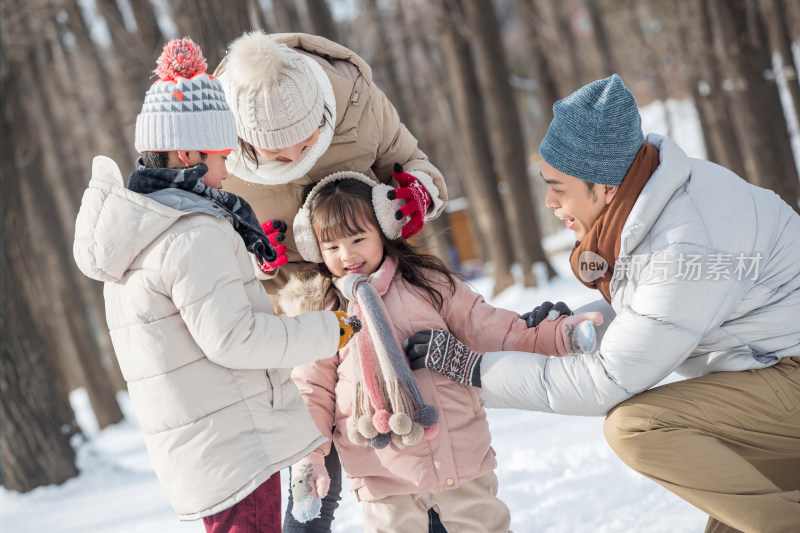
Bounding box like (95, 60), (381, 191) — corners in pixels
(569, 141), (661, 302)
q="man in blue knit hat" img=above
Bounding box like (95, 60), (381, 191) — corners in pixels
(407, 74), (800, 532)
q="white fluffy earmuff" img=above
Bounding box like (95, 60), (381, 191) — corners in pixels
(294, 171), (406, 263)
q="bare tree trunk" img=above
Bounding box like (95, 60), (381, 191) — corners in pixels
(582, 0), (617, 76)
(246, 0), (268, 30)
(46, 15), (127, 394)
(273, 0), (305, 33)
(550, 0), (584, 91)
(169, 0), (251, 68)
(436, 0), (514, 294)
(93, 0), (152, 129)
(18, 2), (122, 414)
(362, 0), (455, 263)
(628, 0), (673, 138)
(14, 2), (125, 424)
(390, 0), (458, 265)
(679, 0), (746, 173)
(362, 0), (409, 121)
(784, 0), (800, 49)
(461, 0), (556, 285)
(130, 0), (165, 55)
(673, 0), (716, 161)
(780, 0), (800, 91)
(2, 42), (81, 492)
(515, 0), (561, 136)
(62, 0), (132, 166)
(305, 0), (338, 42)
(397, 0), (464, 171)
(709, 0), (800, 211)
(759, 0), (800, 160)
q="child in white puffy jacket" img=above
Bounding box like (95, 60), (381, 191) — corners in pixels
(72, 38), (357, 532)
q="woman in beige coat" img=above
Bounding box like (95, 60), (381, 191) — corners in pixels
(214, 30), (449, 532)
(214, 31), (448, 305)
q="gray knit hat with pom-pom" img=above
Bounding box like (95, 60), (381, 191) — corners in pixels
(134, 38), (237, 153)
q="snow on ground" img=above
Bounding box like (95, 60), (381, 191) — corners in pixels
(1, 249), (706, 533)
(2, 100), (709, 532)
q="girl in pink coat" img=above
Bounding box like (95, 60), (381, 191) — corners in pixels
(281, 170), (601, 532)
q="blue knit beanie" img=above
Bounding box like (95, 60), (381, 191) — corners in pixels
(539, 74), (644, 186)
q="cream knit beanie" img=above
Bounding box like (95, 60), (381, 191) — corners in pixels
(218, 30), (325, 150)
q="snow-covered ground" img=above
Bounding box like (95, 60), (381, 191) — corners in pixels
(1, 100), (710, 532)
(0, 250), (706, 533)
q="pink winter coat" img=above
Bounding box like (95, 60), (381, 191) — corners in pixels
(283, 257), (564, 502)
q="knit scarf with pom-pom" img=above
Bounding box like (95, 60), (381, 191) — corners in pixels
(334, 257), (439, 451)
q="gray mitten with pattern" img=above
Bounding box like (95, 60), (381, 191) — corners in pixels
(405, 330), (483, 387)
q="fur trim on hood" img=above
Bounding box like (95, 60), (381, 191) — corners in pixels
(278, 272), (331, 316)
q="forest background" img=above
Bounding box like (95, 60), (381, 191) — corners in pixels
(3, 0), (800, 497)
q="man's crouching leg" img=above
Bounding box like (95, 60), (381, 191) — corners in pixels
(604, 358), (800, 533)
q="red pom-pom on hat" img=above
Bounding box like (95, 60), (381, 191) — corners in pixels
(154, 38), (207, 82)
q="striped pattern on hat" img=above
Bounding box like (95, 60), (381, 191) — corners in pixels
(135, 38), (237, 153)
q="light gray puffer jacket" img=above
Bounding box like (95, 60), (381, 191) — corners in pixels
(73, 156), (339, 519)
(481, 134), (800, 416)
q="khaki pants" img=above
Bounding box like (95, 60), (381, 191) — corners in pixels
(360, 471), (511, 533)
(605, 357), (800, 533)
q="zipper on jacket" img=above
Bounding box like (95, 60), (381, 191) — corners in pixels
(264, 370), (276, 407)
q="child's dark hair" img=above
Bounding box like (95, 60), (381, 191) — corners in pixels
(308, 179), (457, 311)
(239, 103), (333, 168)
(141, 151), (207, 168)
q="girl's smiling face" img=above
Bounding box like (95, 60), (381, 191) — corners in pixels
(318, 220), (384, 278)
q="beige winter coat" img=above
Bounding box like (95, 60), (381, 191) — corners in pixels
(214, 33), (448, 304)
(280, 258), (564, 502)
(72, 156), (340, 520)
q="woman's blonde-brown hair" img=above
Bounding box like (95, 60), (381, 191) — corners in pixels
(308, 179), (458, 311)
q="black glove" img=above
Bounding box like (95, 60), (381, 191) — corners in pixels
(520, 301), (573, 328)
(405, 330), (483, 387)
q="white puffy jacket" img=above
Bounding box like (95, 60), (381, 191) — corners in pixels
(73, 156), (340, 519)
(481, 134), (800, 416)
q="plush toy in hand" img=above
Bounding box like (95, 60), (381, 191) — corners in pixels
(335, 311), (362, 349)
(290, 454), (330, 523)
(569, 319), (597, 354)
(555, 313), (603, 356)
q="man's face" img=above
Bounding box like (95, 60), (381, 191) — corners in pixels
(541, 161), (619, 242)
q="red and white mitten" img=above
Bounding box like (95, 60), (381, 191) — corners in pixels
(258, 219), (288, 274)
(387, 163), (432, 239)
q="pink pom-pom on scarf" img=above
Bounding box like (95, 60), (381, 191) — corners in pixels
(154, 38), (207, 82)
(423, 424), (439, 440)
(372, 410), (391, 434)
